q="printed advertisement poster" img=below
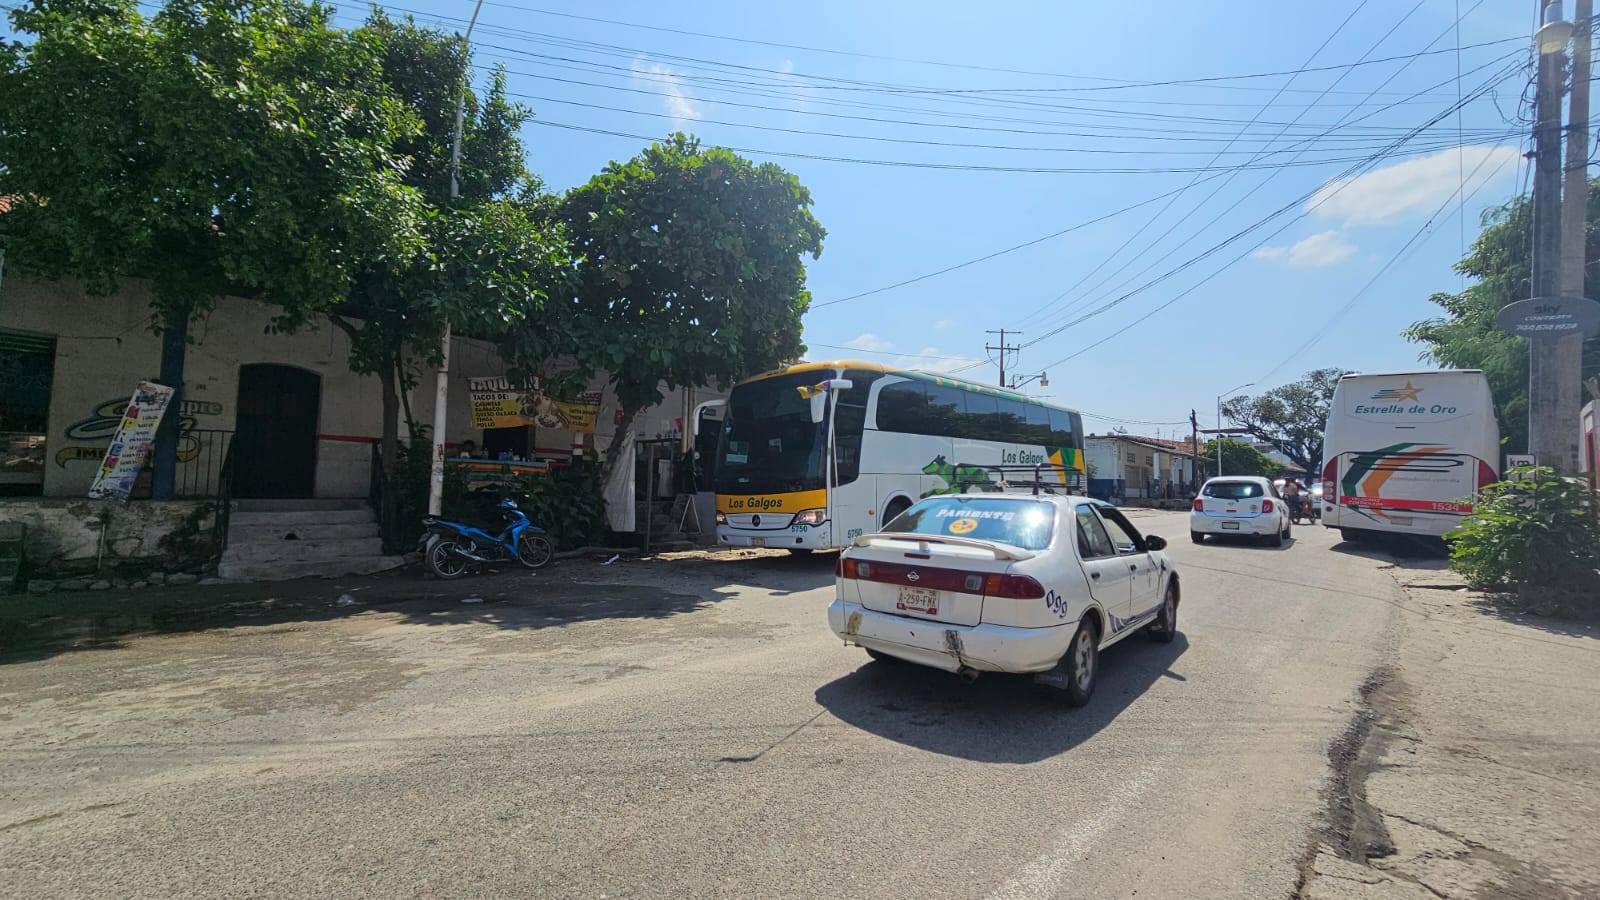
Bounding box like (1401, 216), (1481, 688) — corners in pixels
(87, 381), (176, 502)
(467, 376), (528, 430)
(467, 377), (602, 433)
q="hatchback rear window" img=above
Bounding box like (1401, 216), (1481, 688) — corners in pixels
(1204, 481), (1265, 500)
(882, 497), (1054, 549)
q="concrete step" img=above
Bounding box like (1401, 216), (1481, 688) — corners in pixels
(216, 554), (406, 582)
(222, 537), (386, 565)
(230, 509), (375, 527)
(233, 498), (370, 512)
(228, 521), (381, 542)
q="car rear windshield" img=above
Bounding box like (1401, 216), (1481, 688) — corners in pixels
(881, 497), (1054, 549)
(1204, 481), (1265, 500)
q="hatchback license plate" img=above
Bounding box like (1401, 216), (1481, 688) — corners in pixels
(1221, 521), (1241, 530)
(750, 537), (765, 548)
(897, 585), (939, 615)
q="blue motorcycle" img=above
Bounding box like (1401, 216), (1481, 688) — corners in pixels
(420, 499), (553, 579)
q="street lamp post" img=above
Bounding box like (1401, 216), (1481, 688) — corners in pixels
(1008, 372), (1049, 391)
(1215, 382), (1254, 477)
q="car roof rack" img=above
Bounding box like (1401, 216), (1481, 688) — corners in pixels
(952, 462), (1086, 496)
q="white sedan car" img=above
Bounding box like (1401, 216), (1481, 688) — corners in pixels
(1190, 476), (1291, 547)
(827, 493), (1181, 707)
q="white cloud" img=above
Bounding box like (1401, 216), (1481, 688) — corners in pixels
(935, 319), (960, 330)
(845, 333), (893, 352)
(1251, 230), (1358, 268)
(1310, 144), (1521, 227)
(893, 347), (986, 375)
(631, 56), (702, 125)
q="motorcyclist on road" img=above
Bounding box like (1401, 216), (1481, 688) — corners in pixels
(1283, 479), (1305, 524)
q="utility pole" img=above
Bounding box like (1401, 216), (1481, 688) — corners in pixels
(1529, 0), (1573, 470)
(985, 329), (1021, 388)
(428, 0), (485, 516)
(1190, 409), (1200, 492)
(1555, 0), (1593, 473)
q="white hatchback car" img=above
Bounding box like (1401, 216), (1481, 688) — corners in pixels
(1190, 476), (1291, 546)
(826, 493), (1180, 707)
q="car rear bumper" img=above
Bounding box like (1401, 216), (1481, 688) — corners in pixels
(827, 599), (1073, 674)
(1190, 513), (1277, 535)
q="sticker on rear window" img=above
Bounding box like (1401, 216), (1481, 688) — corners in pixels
(946, 517), (978, 534)
(935, 508), (1015, 521)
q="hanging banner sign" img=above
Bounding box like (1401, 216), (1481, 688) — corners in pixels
(466, 377), (603, 433)
(87, 381), (176, 502)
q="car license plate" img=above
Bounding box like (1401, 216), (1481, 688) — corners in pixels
(1388, 516), (1413, 526)
(1221, 521), (1241, 530)
(897, 585), (939, 615)
(750, 537), (765, 548)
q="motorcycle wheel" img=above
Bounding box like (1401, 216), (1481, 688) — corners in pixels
(426, 537), (470, 580)
(517, 532), (554, 569)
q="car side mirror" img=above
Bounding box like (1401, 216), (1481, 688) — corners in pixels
(1144, 535), (1167, 551)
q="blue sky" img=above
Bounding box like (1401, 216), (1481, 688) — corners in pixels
(14, 0), (1544, 435)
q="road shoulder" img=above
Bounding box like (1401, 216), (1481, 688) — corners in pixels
(1299, 559), (1600, 899)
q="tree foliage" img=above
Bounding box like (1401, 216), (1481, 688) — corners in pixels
(1404, 180), (1600, 452)
(1220, 368), (1349, 475)
(1199, 438), (1285, 480)
(1446, 467), (1600, 615)
(0, 0), (423, 493)
(560, 134), (825, 477)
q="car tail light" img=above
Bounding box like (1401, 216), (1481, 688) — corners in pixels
(1192, 498), (1203, 512)
(838, 558), (873, 579)
(983, 573), (1046, 599)
(1262, 499), (1274, 513)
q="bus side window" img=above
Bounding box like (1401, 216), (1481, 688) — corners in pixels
(875, 381), (926, 433)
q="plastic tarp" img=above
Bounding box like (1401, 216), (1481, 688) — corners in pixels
(604, 431), (636, 532)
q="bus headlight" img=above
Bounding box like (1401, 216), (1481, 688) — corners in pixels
(715, 511), (727, 525)
(792, 508), (826, 527)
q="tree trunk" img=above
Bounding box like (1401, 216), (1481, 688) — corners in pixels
(398, 354), (420, 443)
(377, 355), (400, 479)
(601, 404), (639, 485)
(150, 306), (190, 500)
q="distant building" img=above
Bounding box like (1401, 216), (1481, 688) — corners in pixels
(1085, 433), (1201, 502)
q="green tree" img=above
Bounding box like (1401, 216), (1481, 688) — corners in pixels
(1199, 438), (1285, 480)
(0, 0), (421, 496)
(1404, 179), (1600, 452)
(330, 12), (567, 479)
(560, 134), (825, 480)
(1220, 368), (1349, 476)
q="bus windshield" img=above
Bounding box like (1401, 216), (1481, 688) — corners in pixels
(715, 372), (832, 495)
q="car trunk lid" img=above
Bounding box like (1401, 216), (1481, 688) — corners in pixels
(841, 534), (1031, 627)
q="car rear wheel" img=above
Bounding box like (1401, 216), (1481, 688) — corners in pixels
(1269, 521), (1286, 547)
(1147, 583), (1178, 643)
(1044, 619), (1099, 707)
(1190, 530), (1205, 544)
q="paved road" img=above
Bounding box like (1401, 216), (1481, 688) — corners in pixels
(0, 512), (1409, 898)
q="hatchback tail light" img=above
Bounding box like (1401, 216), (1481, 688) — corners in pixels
(1262, 499), (1274, 513)
(983, 573), (1045, 599)
(1192, 498), (1204, 512)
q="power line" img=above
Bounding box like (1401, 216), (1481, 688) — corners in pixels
(1013, 59), (1522, 374)
(462, 0), (1522, 94)
(1012, 5), (1507, 342)
(804, 342), (976, 363)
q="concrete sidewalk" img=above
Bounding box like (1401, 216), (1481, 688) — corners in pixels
(1300, 558), (1600, 899)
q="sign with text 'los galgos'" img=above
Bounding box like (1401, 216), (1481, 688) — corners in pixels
(1495, 296), (1600, 339)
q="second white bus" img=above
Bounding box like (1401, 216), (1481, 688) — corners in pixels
(1321, 369), (1500, 540)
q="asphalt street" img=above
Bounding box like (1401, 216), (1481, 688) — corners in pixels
(0, 511), (1408, 899)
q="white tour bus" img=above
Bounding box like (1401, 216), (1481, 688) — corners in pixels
(712, 361), (1087, 552)
(1321, 369), (1500, 540)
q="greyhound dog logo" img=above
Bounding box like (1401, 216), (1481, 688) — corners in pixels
(921, 455), (992, 497)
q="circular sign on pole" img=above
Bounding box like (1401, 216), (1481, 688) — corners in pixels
(1495, 296), (1600, 339)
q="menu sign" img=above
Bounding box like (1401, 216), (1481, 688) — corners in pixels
(88, 381), (175, 502)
